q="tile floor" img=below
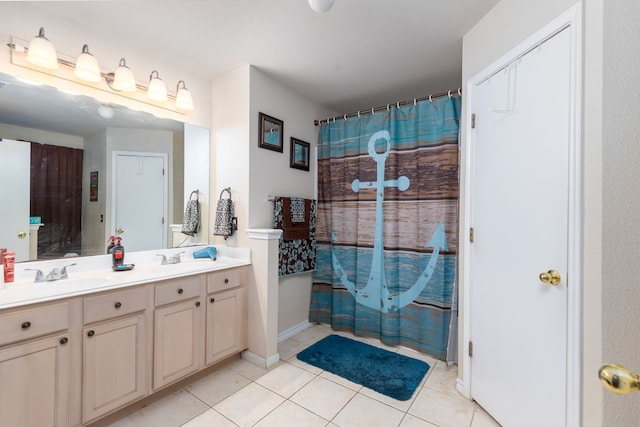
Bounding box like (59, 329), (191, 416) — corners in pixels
(109, 324), (501, 427)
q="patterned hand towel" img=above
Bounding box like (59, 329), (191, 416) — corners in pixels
(181, 190), (200, 236)
(214, 188), (235, 239)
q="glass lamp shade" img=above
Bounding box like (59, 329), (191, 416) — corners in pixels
(147, 71), (168, 102)
(112, 58), (136, 92)
(175, 81), (194, 110)
(74, 45), (101, 83)
(308, 0), (334, 13)
(26, 27), (58, 69)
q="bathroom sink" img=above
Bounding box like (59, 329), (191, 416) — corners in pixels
(52, 277), (113, 290)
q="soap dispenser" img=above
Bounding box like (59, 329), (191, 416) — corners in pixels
(112, 237), (125, 268)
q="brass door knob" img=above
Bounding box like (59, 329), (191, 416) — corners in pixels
(18, 231), (27, 239)
(599, 364), (640, 395)
(116, 228), (125, 234)
(539, 269), (561, 285)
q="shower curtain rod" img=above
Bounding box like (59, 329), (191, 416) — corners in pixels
(314, 87), (462, 126)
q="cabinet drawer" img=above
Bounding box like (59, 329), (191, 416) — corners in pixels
(0, 302), (69, 347)
(155, 276), (202, 306)
(84, 286), (147, 324)
(207, 268), (246, 294)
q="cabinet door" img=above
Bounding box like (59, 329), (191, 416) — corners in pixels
(0, 333), (70, 427)
(154, 299), (203, 390)
(205, 287), (247, 365)
(83, 314), (147, 423)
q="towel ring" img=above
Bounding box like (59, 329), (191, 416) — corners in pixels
(219, 187), (231, 199)
(189, 190), (199, 201)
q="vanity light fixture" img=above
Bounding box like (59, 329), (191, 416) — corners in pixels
(308, 0), (335, 13)
(147, 70), (168, 102)
(26, 27), (59, 69)
(7, 27), (195, 112)
(175, 80), (194, 111)
(74, 44), (101, 83)
(111, 58), (136, 92)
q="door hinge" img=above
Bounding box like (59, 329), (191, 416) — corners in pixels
(471, 113), (476, 129)
(162, 217), (165, 225)
(162, 168), (165, 176)
(470, 227), (475, 243)
(469, 341), (473, 357)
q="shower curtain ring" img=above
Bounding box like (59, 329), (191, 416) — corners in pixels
(414, 98), (417, 106)
(358, 111), (361, 118)
(387, 104), (390, 111)
(429, 95), (433, 103)
(344, 114), (348, 121)
(458, 88), (462, 96)
(397, 102), (400, 109)
(371, 107), (375, 115)
(448, 90), (452, 98)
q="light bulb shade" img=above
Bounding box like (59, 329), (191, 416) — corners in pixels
(74, 45), (101, 83)
(175, 81), (194, 110)
(308, 0), (334, 13)
(112, 58), (136, 92)
(26, 27), (58, 69)
(147, 71), (168, 102)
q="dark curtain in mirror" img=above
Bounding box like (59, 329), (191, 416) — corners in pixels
(30, 143), (83, 259)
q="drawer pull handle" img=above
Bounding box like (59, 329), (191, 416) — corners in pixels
(196, 301), (201, 307)
(60, 337), (69, 345)
(224, 278), (229, 284)
(114, 302), (122, 309)
(87, 330), (95, 337)
(210, 297), (215, 303)
(178, 288), (184, 294)
(21, 321), (31, 329)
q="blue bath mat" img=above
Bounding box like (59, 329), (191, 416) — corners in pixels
(296, 334), (430, 401)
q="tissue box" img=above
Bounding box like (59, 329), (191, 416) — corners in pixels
(29, 216), (41, 224)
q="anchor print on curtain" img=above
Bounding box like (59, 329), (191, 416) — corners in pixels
(310, 95), (460, 360)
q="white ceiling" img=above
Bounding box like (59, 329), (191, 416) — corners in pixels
(29, 0), (498, 114)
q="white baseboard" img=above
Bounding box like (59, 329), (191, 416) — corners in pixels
(278, 321), (313, 342)
(456, 378), (470, 399)
(241, 351), (281, 369)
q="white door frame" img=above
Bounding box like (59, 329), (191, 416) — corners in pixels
(460, 5), (582, 426)
(110, 151), (168, 249)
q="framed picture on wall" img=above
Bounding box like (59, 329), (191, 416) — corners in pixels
(258, 112), (284, 152)
(290, 137), (310, 171)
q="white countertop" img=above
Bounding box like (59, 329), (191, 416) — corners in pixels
(0, 246), (251, 310)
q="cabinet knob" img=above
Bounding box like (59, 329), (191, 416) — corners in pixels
(178, 288), (184, 294)
(114, 302), (122, 309)
(210, 297), (215, 303)
(60, 337), (69, 345)
(224, 278), (229, 284)
(21, 321), (31, 329)
(195, 301), (201, 307)
(87, 330), (95, 337)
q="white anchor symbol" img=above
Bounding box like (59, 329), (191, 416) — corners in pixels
(332, 130), (448, 313)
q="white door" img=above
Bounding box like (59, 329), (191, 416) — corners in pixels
(113, 153), (166, 252)
(0, 139), (30, 261)
(469, 28), (571, 426)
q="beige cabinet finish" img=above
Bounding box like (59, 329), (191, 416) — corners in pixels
(153, 275), (206, 391)
(0, 264), (248, 426)
(0, 332), (70, 426)
(82, 313), (147, 423)
(206, 287), (247, 365)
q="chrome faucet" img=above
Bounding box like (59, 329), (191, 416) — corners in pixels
(157, 252), (184, 265)
(26, 263), (77, 283)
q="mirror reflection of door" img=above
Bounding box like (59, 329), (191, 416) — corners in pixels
(0, 139), (30, 261)
(113, 152), (167, 253)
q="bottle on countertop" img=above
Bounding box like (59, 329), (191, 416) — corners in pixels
(3, 251), (15, 284)
(106, 236), (116, 254)
(112, 237), (125, 269)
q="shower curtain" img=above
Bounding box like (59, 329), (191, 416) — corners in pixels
(310, 95), (460, 361)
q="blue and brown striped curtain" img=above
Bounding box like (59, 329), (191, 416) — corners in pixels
(310, 96), (460, 360)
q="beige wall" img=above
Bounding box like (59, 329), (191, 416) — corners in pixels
(212, 65), (335, 334)
(460, 0), (605, 425)
(601, 0), (640, 424)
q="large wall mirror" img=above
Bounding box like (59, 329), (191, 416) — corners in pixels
(0, 72), (210, 263)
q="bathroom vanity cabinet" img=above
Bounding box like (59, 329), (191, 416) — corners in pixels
(0, 302), (71, 427)
(0, 263), (249, 427)
(82, 287), (149, 423)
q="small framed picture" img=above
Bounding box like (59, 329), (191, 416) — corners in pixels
(258, 112), (284, 152)
(290, 137), (310, 171)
